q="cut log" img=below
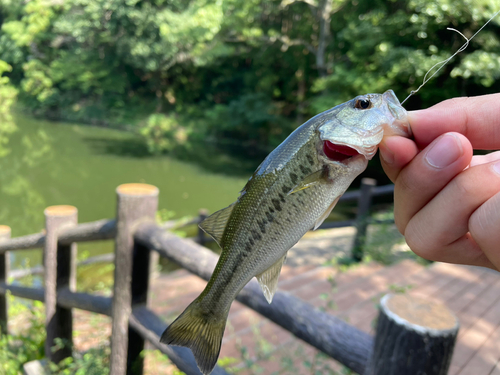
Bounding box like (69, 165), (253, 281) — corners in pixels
(366, 293), (459, 375)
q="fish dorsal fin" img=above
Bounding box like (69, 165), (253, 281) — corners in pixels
(199, 203), (235, 247)
(313, 196), (340, 231)
(256, 254), (287, 304)
(288, 170), (326, 195)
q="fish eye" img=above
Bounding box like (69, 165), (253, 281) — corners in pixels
(355, 99), (371, 110)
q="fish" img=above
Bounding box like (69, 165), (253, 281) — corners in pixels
(160, 89), (411, 374)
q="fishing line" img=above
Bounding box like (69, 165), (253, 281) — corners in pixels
(401, 9), (500, 105)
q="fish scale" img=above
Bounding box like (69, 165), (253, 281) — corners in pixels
(212, 139), (328, 297)
(160, 89), (411, 375)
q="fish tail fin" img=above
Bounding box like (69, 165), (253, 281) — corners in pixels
(160, 299), (227, 375)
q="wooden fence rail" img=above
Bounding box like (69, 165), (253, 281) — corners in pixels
(0, 182), (458, 375)
(196, 178), (394, 258)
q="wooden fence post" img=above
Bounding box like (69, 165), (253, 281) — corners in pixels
(110, 184), (159, 375)
(197, 209), (208, 246)
(352, 178), (376, 262)
(0, 225), (11, 336)
(44, 205), (78, 363)
(366, 293), (459, 375)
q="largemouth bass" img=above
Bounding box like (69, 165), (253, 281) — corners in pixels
(160, 90), (411, 374)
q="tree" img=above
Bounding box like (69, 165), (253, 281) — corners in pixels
(0, 0), (498, 157)
(276, 0), (345, 77)
(0, 59), (17, 157)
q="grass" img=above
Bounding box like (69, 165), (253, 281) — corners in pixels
(0, 298), (45, 375)
(1, 296), (180, 375)
(0, 293), (113, 375)
(329, 208), (430, 268)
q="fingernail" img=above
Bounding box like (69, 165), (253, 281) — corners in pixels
(425, 134), (463, 169)
(407, 110), (424, 127)
(493, 161), (500, 176)
(379, 142), (394, 165)
(407, 110), (423, 121)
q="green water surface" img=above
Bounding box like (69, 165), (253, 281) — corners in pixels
(0, 115), (247, 270)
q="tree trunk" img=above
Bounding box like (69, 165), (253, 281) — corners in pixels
(316, 0), (332, 77)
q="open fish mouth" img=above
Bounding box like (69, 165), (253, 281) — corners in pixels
(318, 112), (385, 161)
(323, 140), (361, 162)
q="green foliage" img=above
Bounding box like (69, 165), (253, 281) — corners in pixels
(1, 294), (112, 375)
(0, 299), (45, 375)
(48, 343), (110, 375)
(217, 356), (241, 373)
(156, 208), (177, 223)
(139, 113), (186, 154)
(0, 59), (18, 158)
(389, 283), (414, 294)
(311, 0), (500, 111)
(451, 50), (500, 87)
(203, 93), (290, 156)
(0, 0), (499, 159)
(140, 348), (187, 375)
(1, 0), (57, 47)
(362, 212), (406, 265)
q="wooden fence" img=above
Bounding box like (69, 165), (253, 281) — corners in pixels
(0, 182), (459, 375)
(7, 177), (389, 281)
(196, 177), (395, 261)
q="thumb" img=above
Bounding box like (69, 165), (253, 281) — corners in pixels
(379, 136), (419, 183)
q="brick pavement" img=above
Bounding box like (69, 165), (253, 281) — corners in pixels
(149, 260), (500, 374)
(63, 221), (500, 375)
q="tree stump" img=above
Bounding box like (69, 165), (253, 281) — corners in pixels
(366, 293), (459, 375)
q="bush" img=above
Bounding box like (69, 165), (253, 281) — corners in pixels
(0, 60), (18, 158)
(1, 295), (111, 375)
(0, 299), (45, 375)
(202, 93), (290, 157)
(139, 114), (187, 155)
(48, 343), (110, 375)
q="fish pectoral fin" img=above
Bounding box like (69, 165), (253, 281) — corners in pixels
(288, 170), (327, 195)
(199, 203), (235, 247)
(313, 196), (340, 231)
(256, 254), (287, 304)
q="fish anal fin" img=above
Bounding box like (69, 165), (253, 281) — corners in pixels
(256, 254), (287, 304)
(313, 196), (340, 230)
(288, 170), (327, 195)
(199, 203), (235, 247)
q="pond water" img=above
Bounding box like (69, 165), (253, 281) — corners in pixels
(0, 115), (248, 271)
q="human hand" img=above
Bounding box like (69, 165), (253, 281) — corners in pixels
(379, 93), (500, 271)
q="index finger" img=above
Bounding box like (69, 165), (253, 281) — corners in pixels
(408, 93), (500, 150)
